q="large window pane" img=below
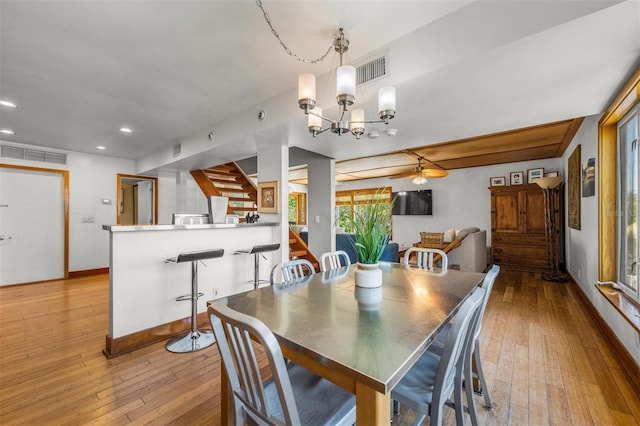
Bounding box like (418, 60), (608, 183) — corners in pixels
(618, 110), (639, 296)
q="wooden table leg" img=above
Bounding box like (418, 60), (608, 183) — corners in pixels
(356, 382), (390, 425)
(220, 367), (234, 425)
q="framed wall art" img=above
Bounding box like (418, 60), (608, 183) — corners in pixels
(568, 144), (581, 229)
(490, 176), (506, 186)
(510, 171), (524, 185)
(257, 180), (279, 214)
(527, 168), (544, 183)
(582, 157), (595, 197)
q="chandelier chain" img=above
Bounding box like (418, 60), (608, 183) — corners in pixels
(255, 0), (333, 64)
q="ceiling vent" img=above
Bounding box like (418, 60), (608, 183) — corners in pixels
(173, 143), (182, 156)
(1, 144), (67, 165)
(356, 55), (387, 85)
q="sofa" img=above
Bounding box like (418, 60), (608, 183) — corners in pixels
(416, 227), (487, 272)
(298, 231), (399, 265)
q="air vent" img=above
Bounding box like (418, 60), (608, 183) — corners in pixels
(356, 55), (387, 85)
(25, 149), (46, 162)
(173, 143), (182, 156)
(46, 152), (67, 164)
(1, 145), (24, 159)
(0, 144), (67, 165)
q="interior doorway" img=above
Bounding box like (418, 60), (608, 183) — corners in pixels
(117, 174), (158, 225)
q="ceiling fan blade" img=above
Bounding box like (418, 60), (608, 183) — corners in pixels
(421, 169), (449, 178)
(388, 172), (416, 179)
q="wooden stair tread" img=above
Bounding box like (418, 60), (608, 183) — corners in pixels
(290, 249), (308, 257)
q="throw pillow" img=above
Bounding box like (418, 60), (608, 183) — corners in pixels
(456, 227), (480, 240)
(443, 228), (455, 243)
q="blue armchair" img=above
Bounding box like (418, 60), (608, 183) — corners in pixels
(299, 232), (399, 265)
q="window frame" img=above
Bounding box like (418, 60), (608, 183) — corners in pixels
(598, 68), (640, 292)
(616, 106), (639, 300)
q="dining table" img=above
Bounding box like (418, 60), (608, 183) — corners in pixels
(216, 261), (485, 425)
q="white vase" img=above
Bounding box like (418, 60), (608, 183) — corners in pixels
(354, 262), (382, 288)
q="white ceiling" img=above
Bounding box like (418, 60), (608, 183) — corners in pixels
(1, 0), (639, 173)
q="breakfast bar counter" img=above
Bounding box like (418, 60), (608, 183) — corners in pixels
(102, 222), (279, 357)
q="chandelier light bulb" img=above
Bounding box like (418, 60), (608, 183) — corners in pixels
(379, 86), (396, 121)
(308, 107), (322, 134)
(349, 109), (365, 137)
(336, 65), (356, 106)
(298, 73), (316, 111)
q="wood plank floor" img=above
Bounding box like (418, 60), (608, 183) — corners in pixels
(1, 270), (638, 425)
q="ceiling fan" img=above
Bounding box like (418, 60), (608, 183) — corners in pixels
(388, 154), (448, 185)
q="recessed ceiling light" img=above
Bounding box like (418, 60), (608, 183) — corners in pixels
(96, 145), (107, 150)
(0, 100), (18, 108)
(119, 127), (133, 133)
(0, 129), (16, 135)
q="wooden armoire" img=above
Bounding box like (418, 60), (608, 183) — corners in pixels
(489, 183), (562, 272)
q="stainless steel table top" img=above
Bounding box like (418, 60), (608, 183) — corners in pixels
(219, 262), (485, 393)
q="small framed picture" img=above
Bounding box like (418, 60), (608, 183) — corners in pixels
(510, 171), (524, 185)
(527, 168), (544, 183)
(257, 180), (279, 213)
(544, 171), (559, 177)
(490, 176), (506, 186)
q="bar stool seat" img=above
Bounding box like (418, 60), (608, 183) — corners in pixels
(165, 248), (224, 353)
(233, 243), (280, 289)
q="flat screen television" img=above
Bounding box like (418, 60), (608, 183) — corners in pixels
(392, 190), (432, 215)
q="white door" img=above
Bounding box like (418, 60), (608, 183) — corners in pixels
(0, 168), (65, 285)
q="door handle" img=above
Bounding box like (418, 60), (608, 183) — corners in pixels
(0, 235), (12, 241)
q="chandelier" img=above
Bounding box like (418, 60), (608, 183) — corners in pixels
(296, 28), (396, 139)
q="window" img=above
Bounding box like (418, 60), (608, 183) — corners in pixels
(335, 187), (392, 232)
(617, 106), (639, 300)
(288, 192), (306, 225)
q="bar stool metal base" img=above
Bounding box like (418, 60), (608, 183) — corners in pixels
(166, 329), (215, 353)
(165, 248), (224, 354)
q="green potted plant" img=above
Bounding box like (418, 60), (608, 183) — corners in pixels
(344, 190), (393, 287)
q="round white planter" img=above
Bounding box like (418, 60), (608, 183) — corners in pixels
(354, 262), (382, 288)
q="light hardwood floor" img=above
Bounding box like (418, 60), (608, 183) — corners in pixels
(0, 270), (638, 425)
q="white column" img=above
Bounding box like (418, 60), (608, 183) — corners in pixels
(307, 156), (336, 257)
(257, 145), (289, 264)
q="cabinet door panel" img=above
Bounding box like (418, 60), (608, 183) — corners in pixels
(492, 192), (520, 232)
(522, 190), (545, 233)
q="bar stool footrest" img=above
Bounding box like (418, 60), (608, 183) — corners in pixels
(176, 292), (204, 301)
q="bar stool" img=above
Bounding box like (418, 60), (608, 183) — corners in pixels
(165, 248), (224, 353)
(233, 243), (280, 289)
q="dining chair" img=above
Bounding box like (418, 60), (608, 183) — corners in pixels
(319, 250), (351, 272)
(466, 264), (500, 410)
(208, 302), (356, 426)
(403, 247), (448, 271)
(270, 259), (316, 286)
(391, 287), (485, 426)
(426, 264), (500, 410)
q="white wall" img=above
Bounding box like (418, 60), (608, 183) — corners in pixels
(336, 157), (562, 247)
(563, 114), (640, 365)
(0, 141), (207, 272)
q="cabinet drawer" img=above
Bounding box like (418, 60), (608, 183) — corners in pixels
(492, 233), (545, 245)
(492, 244), (546, 257)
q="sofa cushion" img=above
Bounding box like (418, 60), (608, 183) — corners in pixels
(443, 228), (456, 243)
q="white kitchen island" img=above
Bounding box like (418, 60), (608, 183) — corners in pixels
(102, 222), (280, 357)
